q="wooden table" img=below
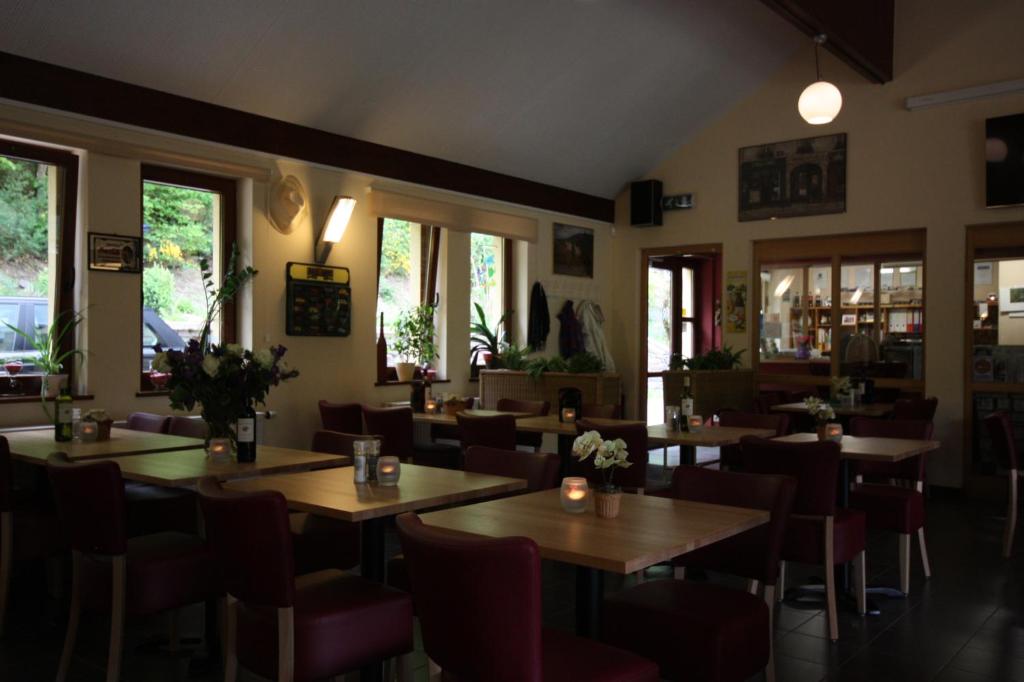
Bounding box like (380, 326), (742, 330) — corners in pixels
(102, 446), (351, 487)
(421, 488), (768, 636)
(3, 427), (203, 464)
(773, 433), (939, 463)
(771, 402), (895, 418)
(410, 409), (533, 427)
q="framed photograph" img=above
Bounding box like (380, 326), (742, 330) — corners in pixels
(738, 133), (846, 222)
(1000, 285), (1024, 313)
(841, 313), (857, 326)
(553, 223), (594, 278)
(88, 232), (142, 273)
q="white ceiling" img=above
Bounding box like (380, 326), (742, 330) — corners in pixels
(0, 0), (800, 198)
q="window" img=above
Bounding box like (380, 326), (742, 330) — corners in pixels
(0, 139), (78, 397)
(140, 165), (236, 390)
(470, 233), (508, 365)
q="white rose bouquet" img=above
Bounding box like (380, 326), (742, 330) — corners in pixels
(803, 396), (836, 425)
(572, 430), (632, 492)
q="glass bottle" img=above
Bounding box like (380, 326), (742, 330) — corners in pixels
(55, 388), (73, 442)
(236, 405), (257, 463)
(680, 373), (694, 417)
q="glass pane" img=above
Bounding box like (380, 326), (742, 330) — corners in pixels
(839, 262), (877, 373)
(760, 263), (831, 381)
(971, 258), (1024, 384)
(470, 233), (504, 364)
(681, 320), (694, 361)
(376, 218), (420, 367)
(972, 392), (1024, 474)
(681, 267), (694, 319)
(647, 266), (672, 372)
(646, 376), (664, 426)
(0, 302), (18, 352)
(880, 260), (924, 380)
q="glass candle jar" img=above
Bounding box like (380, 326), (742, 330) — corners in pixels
(79, 420), (99, 443)
(687, 415), (704, 433)
(825, 423), (844, 442)
(377, 456), (401, 486)
(560, 407), (577, 423)
(560, 477), (589, 514)
(207, 437), (232, 462)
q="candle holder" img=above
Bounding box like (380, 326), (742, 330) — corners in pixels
(687, 415), (704, 433)
(207, 437), (233, 463)
(560, 477), (589, 513)
(825, 423), (843, 442)
(377, 456), (401, 486)
(425, 399), (438, 414)
(79, 420), (99, 442)
(560, 407), (577, 423)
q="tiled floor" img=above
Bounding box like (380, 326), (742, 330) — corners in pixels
(2, 479), (1021, 681)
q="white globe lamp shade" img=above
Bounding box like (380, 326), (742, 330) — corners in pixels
(798, 80), (842, 125)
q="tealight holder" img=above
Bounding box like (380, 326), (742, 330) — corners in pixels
(560, 407), (577, 423)
(825, 423), (843, 442)
(425, 399), (438, 414)
(207, 437), (233, 463)
(377, 455), (401, 486)
(560, 477), (589, 513)
(687, 415), (704, 433)
(79, 420), (99, 443)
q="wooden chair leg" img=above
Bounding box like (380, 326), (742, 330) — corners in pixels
(917, 528), (932, 578)
(0, 511), (12, 638)
(397, 651), (416, 682)
(107, 555), (127, 682)
(764, 585), (776, 682)
(224, 596), (238, 682)
(428, 658), (442, 677)
(898, 533), (911, 595)
(1005, 470), (1018, 558)
(673, 566), (685, 580)
(776, 562), (785, 603)
(278, 606), (295, 682)
(853, 550), (866, 615)
(747, 578), (760, 595)
(824, 518), (839, 642)
(56, 550), (83, 682)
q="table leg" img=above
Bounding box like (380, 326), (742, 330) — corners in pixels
(558, 434), (573, 478)
(575, 566), (604, 639)
(360, 517), (387, 682)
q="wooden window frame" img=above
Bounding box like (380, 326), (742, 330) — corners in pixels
(470, 237), (514, 380)
(139, 164), (238, 393)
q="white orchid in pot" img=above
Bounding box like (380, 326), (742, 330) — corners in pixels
(572, 430), (632, 519)
(804, 396), (840, 442)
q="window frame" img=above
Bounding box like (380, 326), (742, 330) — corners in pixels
(138, 164), (237, 393)
(469, 236), (514, 379)
(0, 138), (79, 401)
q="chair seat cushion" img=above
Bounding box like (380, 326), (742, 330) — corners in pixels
(80, 531), (219, 615)
(783, 509), (866, 566)
(603, 579), (769, 682)
(542, 627), (659, 682)
(672, 525), (769, 584)
(413, 443), (462, 469)
(124, 481), (198, 536)
(289, 512), (360, 574)
(848, 484), (925, 534)
(237, 570), (413, 682)
(12, 508), (65, 560)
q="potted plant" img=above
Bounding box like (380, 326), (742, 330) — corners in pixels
(804, 397), (838, 441)
(470, 303), (510, 369)
(3, 308), (85, 398)
(572, 430), (632, 519)
(394, 304), (438, 382)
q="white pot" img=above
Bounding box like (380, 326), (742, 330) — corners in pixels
(395, 362), (417, 382)
(41, 374), (67, 399)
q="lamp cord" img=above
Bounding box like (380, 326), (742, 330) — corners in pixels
(814, 41), (821, 81)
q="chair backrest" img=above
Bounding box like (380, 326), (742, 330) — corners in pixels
(318, 400), (364, 434)
(496, 398), (550, 417)
(46, 453), (127, 555)
(0, 437), (11, 513)
(580, 403), (620, 419)
(457, 413), (517, 451)
(197, 477), (295, 608)
(984, 411), (1019, 471)
(311, 430), (380, 457)
(361, 406), (415, 459)
(849, 417), (933, 480)
(892, 397), (938, 421)
(719, 410), (790, 436)
(464, 446), (560, 492)
(126, 412), (171, 434)
(396, 513), (542, 682)
(740, 436), (840, 517)
(672, 466), (796, 584)
(167, 416), (209, 440)
(572, 419), (647, 490)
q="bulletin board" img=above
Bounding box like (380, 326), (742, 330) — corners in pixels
(285, 262), (351, 337)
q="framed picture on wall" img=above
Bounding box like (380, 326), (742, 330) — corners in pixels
(88, 232), (142, 273)
(553, 223), (594, 278)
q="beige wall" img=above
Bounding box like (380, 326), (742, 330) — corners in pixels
(609, 0), (1024, 487)
(0, 104), (611, 449)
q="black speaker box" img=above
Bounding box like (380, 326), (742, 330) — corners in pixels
(630, 180), (663, 227)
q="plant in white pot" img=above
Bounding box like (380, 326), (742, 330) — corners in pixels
(393, 304), (438, 382)
(3, 309), (85, 398)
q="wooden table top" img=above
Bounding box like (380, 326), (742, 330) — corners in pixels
(771, 402), (895, 418)
(647, 424), (777, 447)
(4, 427), (204, 464)
(101, 446), (350, 487)
(223, 463), (527, 522)
(420, 488), (769, 575)
(515, 415), (643, 436)
(411, 409), (533, 426)
(773, 433), (940, 462)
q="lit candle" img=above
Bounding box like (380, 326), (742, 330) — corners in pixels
(560, 477), (589, 513)
(207, 437), (232, 462)
(80, 421), (98, 442)
(561, 407), (577, 423)
(425, 399), (438, 414)
(377, 455), (401, 486)
(826, 423), (843, 442)
(687, 415), (704, 433)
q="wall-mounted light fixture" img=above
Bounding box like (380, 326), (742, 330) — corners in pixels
(798, 34), (842, 125)
(314, 195), (356, 264)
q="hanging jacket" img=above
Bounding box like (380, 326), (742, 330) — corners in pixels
(576, 300), (615, 371)
(557, 300), (585, 359)
(527, 281), (550, 351)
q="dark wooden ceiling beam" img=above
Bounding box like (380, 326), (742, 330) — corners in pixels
(0, 51), (614, 222)
(760, 0), (894, 83)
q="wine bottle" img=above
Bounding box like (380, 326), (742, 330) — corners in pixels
(376, 313), (388, 383)
(680, 373), (694, 417)
(55, 388), (73, 442)
(236, 405), (257, 463)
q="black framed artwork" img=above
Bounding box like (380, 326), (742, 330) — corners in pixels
(553, 223), (594, 278)
(88, 232), (142, 273)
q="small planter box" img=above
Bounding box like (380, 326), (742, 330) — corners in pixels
(479, 370), (622, 411)
(662, 369), (755, 417)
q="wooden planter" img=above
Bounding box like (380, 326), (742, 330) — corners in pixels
(478, 370), (622, 411)
(661, 369), (755, 417)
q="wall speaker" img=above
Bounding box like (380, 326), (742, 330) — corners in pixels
(630, 180), (663, 227)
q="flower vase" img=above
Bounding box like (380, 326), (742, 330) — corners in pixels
(594, 488), (622, 519)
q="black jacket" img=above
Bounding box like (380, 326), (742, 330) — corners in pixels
(527, 281), (550, 350)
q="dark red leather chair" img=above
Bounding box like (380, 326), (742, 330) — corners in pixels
(498, 398), (549, 451)
(717, 411), (790, 470)
(47, 453), (220, 681)
(317, 400), (363, 434)
(396, 512), (659, 682)
(605, 467), (796, 682)
(892, 397), (938, 421)
(167, 416), (209, 440)
(362, 405), (461, 469)
(457, 412), (518, 451)
(848, 417), (934, 593)
(198, 478), (412, 682)
(310, 429), (379, 456)
(465, 446), (560, 492)
(570, 420), (648, 492)
(126, 411), (171, 433)
(984, 412), (1020, 557)
(581, 403), (620, 419)
(741, 436), (866, 641)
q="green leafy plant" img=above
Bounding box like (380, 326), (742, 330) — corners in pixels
(567, 351), (605, 374)
(470, 302), (510, 367)
(525, 355), (568, 379)
(142, 264), (175, 315)
(669, 345), (745, 371)
(198, 244), (256, 352)
(394, 304), (438, 365)
(2, 308), (85, 376)
(498, 342), (530, 371)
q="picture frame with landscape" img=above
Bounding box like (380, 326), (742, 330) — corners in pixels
(553, 223), (594, 278)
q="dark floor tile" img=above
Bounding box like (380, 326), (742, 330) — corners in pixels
(933, 666), (1006, 682)
(945, 645), (1024, 681)
(832, 649), (940, 682)
(774, 653), (829, 682)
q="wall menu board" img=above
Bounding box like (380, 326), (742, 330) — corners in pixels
(285, 262), (351, 337)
